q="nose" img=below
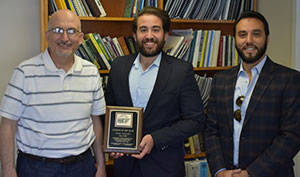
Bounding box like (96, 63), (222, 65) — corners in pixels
(245, 34), (253, 43)
(61, 31), (70, 41)
(145, 30), (153, 38)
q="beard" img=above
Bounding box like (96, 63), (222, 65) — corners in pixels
(54, 40), (74, 57)
(136, 37), (165, 57)
(236, 40), (268, 64)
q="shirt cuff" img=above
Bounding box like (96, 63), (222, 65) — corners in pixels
(215, 168), (226, 177)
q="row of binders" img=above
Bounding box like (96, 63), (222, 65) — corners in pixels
(77, 29), (239, 71)
(195, 74), (213, 108)
(185, 159), (211, 177)
(165, 0), (255, 20)
(123, 0), (158, 17)
(75, 33), (138, 70)
(164, 29), (239, 68)
(49, 0), (107, 17)
(49, 0), (158, 17)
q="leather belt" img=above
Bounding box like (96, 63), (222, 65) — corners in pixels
(18, 149), (90, 165)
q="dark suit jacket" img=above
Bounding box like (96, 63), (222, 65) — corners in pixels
(105, 52), (205, 177)
(205, 57), (300, 177)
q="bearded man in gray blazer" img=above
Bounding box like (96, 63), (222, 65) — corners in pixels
(205, 11), (300, 177)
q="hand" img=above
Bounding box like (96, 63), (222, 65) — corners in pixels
(95, 164), (106, 177)
(131, 134), (154, 159)
(109, 152), (124, 159)
(2, 167), (17, 177)
(217, 169), (241, 177)
(232, 170), (249, 177)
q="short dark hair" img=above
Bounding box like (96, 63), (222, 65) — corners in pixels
(234, 11), (270, 37)
(132, 7), (170, 34)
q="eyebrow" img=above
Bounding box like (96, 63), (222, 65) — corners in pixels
(139, 25), (161, 29)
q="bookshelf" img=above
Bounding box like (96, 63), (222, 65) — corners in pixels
(40, 0), (257, 165)
(40, 0), (256, 75)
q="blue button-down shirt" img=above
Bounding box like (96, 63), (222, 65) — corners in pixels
(129, 53), (162, 111)
(215, 56), (267, 177)
(233, 56), (266, 165)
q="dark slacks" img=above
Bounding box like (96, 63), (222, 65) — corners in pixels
(16, 150), (96, 177)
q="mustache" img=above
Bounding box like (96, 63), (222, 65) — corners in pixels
(57, 40), (72, 45)
(243, 43), (257, 49)
(143, 38), (158, 43)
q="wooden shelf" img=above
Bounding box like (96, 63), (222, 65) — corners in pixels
(99, 66), (233, 76)
(184, 152), (206, 160)
(194, 66), (232, 76)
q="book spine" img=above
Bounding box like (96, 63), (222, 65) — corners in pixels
(94, 0), (107, 17)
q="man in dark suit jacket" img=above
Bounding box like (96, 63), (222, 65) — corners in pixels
(205, 11), (300, 177)
(104, 7), (205, 177)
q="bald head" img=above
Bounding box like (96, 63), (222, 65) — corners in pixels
(48, 9), (81, 31)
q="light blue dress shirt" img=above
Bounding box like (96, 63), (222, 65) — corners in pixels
(129, 53), (162, 111)
(215, 56), (267, 176)
(233, 56), (266, 165)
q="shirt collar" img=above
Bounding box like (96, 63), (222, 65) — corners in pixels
(42, 48), (83, 73)
(133, 52), (162, 71)
(238, 55), (267, 76)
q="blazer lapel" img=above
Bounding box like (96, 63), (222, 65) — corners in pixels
(121, 54), (138, 107)
(243, 57), (274, 125)
(144, 53), (172, 120)
(225, 66), (239, 133)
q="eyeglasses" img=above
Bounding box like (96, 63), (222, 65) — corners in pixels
(233, 95), (245, 122)
(48, 27), (80, 35)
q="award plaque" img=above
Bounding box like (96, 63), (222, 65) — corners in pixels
(103, 106), (143, 154)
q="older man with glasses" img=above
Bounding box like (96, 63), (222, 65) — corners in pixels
(0, 9), (107, 177)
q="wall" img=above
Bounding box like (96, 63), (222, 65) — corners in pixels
(258, 2), (299, 176)
(0, 0), (40, 100)
(0, 0), (299, 176)
(257, 0), (293, 67)
(0, 0), (40, 175)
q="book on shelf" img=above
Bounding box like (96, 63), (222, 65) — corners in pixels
(80, 40), (101, 69)
(93, 33), (113, 64)
(185, 159), (211, 177)
(55, 0), (67, 10)
(195, 74), (213, 108)
(77, 44), (91, 62)
(85, 0), (101, 17)
(188, 136), (196, 155)
(94, 0), (107, 17)
(125, 36), (138, 54)
(104, 36), (121, 57)
(163, 35), (185, 57)
(102, 38), (118, 59)
(165, 0), (254, 20)
(85, 33), (111, 69)
(117, 36), (131, 56)
(166, 28), (239, 68)
(81, 0), (93, 16)
(123, 0), (135, 17)
(112, 37), (125, 56)
(49, 0), (58, 14)
(85, 39), (108, 69)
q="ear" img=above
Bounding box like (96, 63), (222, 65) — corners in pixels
(133, 33), (137, 41)
(78, 32), (84, 44)
(164, 32), (169, 41)
(46, 31), (50, 43)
